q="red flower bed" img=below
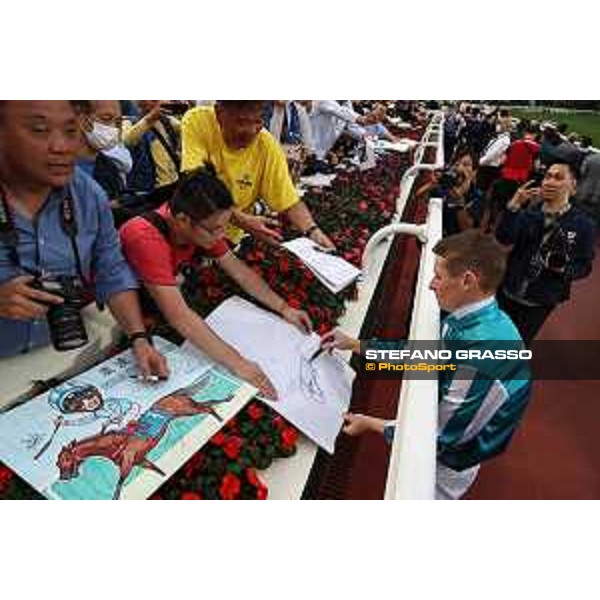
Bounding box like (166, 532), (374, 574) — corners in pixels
(0, 465), (14, 495)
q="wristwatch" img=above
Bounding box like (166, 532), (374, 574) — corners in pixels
(304, 224), (319, 237)
(128, 331), (153, 346)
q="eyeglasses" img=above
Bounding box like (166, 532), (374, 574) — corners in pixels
(191, 220), (224, 236)
(186, 213), (228, 235)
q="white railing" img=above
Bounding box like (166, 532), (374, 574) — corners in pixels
(363, 110), (444, 273)
(384, 197), (443, 499)
(394, 111), (444, 220)
(362, 110), (445, 499)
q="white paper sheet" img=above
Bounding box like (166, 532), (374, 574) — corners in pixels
(200, 296), (356, 453)
(299, 173), (337, 188)
(283, 237), (361, 294)
(386, 119), (413, 131)
(373, 139), (416, 154)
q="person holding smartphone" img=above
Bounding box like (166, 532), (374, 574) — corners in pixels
(495, 161), (596, 344)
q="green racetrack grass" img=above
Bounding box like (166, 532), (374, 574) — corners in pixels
(511, 108), (600, 147)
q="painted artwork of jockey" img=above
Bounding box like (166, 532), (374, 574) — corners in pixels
(29, 382), (141, 462)
(0, 338), (256, 499)
(55, 377), (232, 499)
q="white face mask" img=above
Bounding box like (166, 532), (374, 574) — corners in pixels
(84, 121), (120, 151)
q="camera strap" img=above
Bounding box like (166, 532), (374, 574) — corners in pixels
(140, 210), (171, 241)
(0, 184), (21, 269)
(0, 183), (87, 285)
(151, 116), (181, 175)
(59, 188), (88, 287)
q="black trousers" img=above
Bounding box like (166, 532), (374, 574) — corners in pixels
(497, 290), (555, 346)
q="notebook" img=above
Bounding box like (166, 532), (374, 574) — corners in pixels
(283, 237), (361, 294)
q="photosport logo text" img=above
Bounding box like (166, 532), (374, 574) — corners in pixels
(358, 340), (600, 381)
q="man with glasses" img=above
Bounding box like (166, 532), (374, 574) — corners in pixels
(119, 166), (313, 399)
(75, 100), (130, 203)
(181, 101), (334, 249)
(496, 161), (596, 344)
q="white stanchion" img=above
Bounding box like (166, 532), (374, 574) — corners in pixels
(360, 110), (446, 500)
(384, 198), (443, 500)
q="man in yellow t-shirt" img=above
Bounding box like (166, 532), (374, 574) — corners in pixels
(181, 100), (334, 248)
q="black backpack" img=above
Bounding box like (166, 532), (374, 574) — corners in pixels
(134, 210), (201, 318)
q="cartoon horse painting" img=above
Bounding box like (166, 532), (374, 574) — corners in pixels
(56, 385), (233, 500)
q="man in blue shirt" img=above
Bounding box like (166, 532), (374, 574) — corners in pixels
(321, 230), (532, 499)
(0, 101), (168, 380)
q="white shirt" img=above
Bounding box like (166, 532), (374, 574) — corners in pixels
(450, 295), (496, 320)
(268, 102), (315, 154)
(310, 100), (360, 160)
(479, 132), (511, 167)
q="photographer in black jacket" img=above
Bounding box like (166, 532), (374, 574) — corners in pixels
(495, 161), (596, 345)
(415, 149), (484, 236)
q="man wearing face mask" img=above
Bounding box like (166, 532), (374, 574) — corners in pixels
(75, 100), (131, 206)
(0, 100), (168, 382)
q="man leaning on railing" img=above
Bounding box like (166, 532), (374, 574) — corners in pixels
(319, 230), (532, 499)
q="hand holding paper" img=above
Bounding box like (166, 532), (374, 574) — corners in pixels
(283, 237), (361, 294)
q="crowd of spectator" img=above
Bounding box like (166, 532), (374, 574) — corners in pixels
(0, 99), (596, 499)
(436, 102), (597, 343)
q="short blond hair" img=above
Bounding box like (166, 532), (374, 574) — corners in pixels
(433, 230), (507, 292)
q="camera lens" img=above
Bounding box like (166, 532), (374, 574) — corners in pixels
(46, 302), (89, 351)
(440, 168), (459, 188)
(35, 277), (89, 352)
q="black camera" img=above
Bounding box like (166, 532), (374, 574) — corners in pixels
(30, 276), (89, 352)
(438, 168), (461, 188)
(528, 227), (571, 280)
(542, 229), (570, 271)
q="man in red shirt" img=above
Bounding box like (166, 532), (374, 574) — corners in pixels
(502, 125), (540, 183)
(485, 124), (540, 229)
(120, 166), (312, 399)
